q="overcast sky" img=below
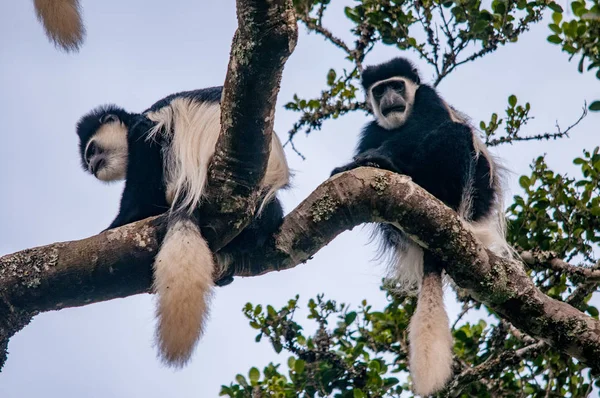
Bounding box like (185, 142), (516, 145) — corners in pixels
(0, 1), (599, 397)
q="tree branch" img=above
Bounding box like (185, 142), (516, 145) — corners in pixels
(521, 250), (600, 282)
(447, 341), (548, 396)
(200, 0), (297, 251)
(3, 169), (600, 373)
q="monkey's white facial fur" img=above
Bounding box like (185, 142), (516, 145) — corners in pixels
(369, 77), (418, 130)
(84, 122), (128, 182)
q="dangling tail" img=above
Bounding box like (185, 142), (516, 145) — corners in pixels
(153, 214), (215, 368)
(408, 257), (454, 396)
(33, 0), (85, 51)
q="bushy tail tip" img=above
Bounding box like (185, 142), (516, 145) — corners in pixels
(409, 270), (454, 396)
(33, 0), (85, 51)
(153, 218), (214, 368)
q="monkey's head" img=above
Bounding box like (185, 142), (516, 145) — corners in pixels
(361, 57), (420, 130)
(76, 105), (131, 182)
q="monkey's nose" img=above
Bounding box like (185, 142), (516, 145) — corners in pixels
(90, 157), (105, 175)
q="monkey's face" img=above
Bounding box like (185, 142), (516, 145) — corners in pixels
(83, 115), (128, 182)
(369, 77), (418, 130)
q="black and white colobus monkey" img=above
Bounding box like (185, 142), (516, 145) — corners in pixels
(331, 57), (510, 396)
(76, 87), (290, 367)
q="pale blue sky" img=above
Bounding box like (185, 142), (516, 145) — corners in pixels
(0, 1), (598, 397)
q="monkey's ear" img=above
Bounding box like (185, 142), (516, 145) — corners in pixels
(412, 69), (420, 85)
(100, 114), (120, 124)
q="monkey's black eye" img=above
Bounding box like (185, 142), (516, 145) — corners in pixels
(85, 141), (98, 164)
(372, 85), (385, 98)
(389, 80), (405, 92)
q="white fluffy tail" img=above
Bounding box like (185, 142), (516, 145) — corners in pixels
(33, 0), (85, 51)
(409, 270), (454, 396)
(153, 218), (215, 367)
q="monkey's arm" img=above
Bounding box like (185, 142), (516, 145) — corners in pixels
(106, 187), (165, 230)
(412, 122), (475, 210)
(331, 148), (410, 177)
(106, 126), (168, 230)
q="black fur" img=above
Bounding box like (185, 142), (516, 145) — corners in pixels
(76, 87), (285, 282)
(144, 86), (223, 113)
(332, 57), (496, 251)
(361, 57), (420, 90)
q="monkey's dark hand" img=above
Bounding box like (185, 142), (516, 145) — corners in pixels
(331, 163), (362, 177)
(353, 150), (399, 172)
(331, 149), (400, 177)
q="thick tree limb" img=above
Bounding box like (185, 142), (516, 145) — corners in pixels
(199, 0), (297, 251)
(2, 169), (600, 373)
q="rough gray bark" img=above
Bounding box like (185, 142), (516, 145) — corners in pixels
(201, 0), (297, 251)
(2, 169), (600, 373)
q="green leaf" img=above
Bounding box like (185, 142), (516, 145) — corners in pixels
(547, 35), (562, 44)
(345, 311), (358, 325)
(250, 321), (262, 329)
(254, 304), (262, 316)
(455, 329), (468, 341)
(235, 374), (249, 387)
(295, 359), (306, 374)
(549, 23), (562, 34)
(519, 175), (531, 189)
(473, 19), (488, 33)
(572, 1), (587, 17)
(552, 12), (562, 24)
(383, 377), (400, 388)
(327, 69), (337, 86)
(578, 56), (585, 73)
(564, 44), (577, 54)
(353, 389), (366, 398)
(249, 367), (260, 383)
(589, 101), (600, 111)
(508, 95), (517, 107)
(494, 1), (506, 14)
(548, 1), (564, 12)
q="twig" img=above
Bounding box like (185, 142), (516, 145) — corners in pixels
(297, 14), (353, 56)
(487, 105), (588, 147)
(452, 301), (476, 330)
(521, 250), (600, 282)
(446, 341), (547, 397)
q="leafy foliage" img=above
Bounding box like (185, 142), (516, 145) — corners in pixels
(546, 0), (600, 111)
(221, 292), (598, 396)
(509, 148), (600, 263)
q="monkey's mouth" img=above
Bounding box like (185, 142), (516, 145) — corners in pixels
(382, 105), (406, 116)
